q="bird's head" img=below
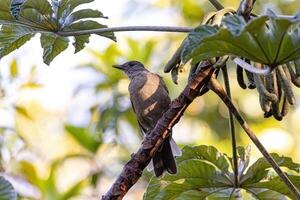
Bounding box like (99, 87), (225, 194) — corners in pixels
(113, 61), (146, 77)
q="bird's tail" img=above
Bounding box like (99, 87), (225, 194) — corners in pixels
(148, 136), (182, 177)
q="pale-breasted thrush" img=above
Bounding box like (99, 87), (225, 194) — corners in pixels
(113, 61), (181, 177)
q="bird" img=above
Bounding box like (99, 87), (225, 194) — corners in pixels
(113, 60), (182, 177)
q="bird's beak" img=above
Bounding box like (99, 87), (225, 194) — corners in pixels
(113, 64), (125, 70)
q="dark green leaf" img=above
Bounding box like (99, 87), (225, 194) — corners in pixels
(221, 14), (247, 36)
(0, 25), (35, 58)
(40, 33), (69, 65)
(182, 13), (300, 67)
(0, 176), (17, 200)
(65, 125), (102, 153)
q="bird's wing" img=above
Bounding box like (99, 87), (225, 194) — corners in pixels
(157, 74), (170, 95)
(130, 99), (148, 135)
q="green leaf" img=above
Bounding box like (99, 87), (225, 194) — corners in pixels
(40, 33), (69, 65)
(65, 125), (102, 153)
(0, 25), (35, 58)
(182, 13), (300, 67)
(0, 176), (17, 200)
(0, 0), (14, 20)
(177, 145), (230, 173)
(64, 20), (116, 53)
(21, 0), (53, 16)
(244, 176), (300, 200)
(68, 9), (107, 23)
(73, 35), (89, 53)
(58, 0), (94, 20)
(144, 159), (232, 200)
(241, 153), (300, 185)
(66, 20), (116, 40)
(144, 145), (234, 200)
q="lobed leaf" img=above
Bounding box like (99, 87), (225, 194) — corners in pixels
(182, 13), (300, 68)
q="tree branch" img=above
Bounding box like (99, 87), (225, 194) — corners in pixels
(221, 66), (239, 188)
(56, 26), (193, 37)
(102, 62), (215, 200)
(208, 76), (300, 200)
(208, 0), (224, 10)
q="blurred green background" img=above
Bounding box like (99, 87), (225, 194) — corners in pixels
(0, 0), (300, 199)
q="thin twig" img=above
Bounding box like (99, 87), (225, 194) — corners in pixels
(208, 0), (224, 10)
(222, 66), (239, 188)
(102, 63), (215, 200)
(208, 76), (300, 200)
(56, 26), (193, 37)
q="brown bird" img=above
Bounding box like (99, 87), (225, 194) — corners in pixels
(113, 61), (181, 177)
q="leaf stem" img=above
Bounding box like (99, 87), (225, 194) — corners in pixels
(222, 66), (239, 188)
(56, 26), (193, 36)
(208, 76), (300, 200)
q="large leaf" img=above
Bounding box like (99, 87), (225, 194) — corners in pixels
(65, 125), (102, 153)
(0, 176), (17, 200)
(0, 25), (35, 58)
(40, 33), (69, 65)
(0, 0), (14, 20)
(244, 176), (300, 200)
(144, 159), (232, 200)
(176, 145), (230, 173)
(241, 153), (300, 185)
(0, 0), (115, 64)
(182, 13), (300, 68)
